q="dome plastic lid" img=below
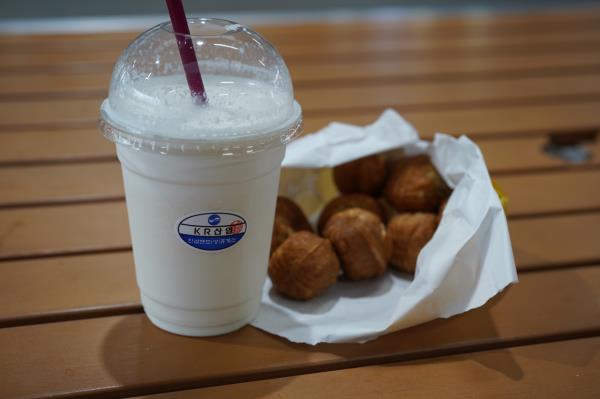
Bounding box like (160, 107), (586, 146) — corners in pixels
(99, 18), (302, 156)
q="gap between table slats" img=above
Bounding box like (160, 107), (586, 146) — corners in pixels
(3, 73), (600, 131)
(4, 52), (600, 97)
(1, 160), (599, 211)
(0, 209), (599, 328)
(3, 8), (600, 52)
(130, 336), (600, 399)
(4, 30), (600, 71)
(0, 265), (598, 398)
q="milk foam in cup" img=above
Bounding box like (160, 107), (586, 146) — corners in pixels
(99, 18), (302, 336)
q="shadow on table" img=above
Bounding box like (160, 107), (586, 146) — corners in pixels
(100, 294), (514, 397)
(376, 292), (525, 382)
(101, 268), (599, 396)
(100, 315), (294, 398)
(261, 267), (600, 384)
(313, 290), (526, 380)
(245, 289), (527, 383)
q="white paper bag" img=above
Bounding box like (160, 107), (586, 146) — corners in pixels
(251, 109), (518, 344)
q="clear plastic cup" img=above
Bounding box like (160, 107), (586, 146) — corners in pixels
(99, 18), (302, 336)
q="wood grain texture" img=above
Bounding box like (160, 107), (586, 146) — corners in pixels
(287, 52), (600, 87)
(2, 7), (600, 50)
(0, 211), (598, 326)
(0, 200), (599, 263)
(509, 213), (600, 269)
(0, 251), (138, 326)
(3, 74), (600, 129)
(302, 100), (600, 137)
(1, 266), (598, 398)
(1, 159), (599, 214)
(0, 128), (115, 165)
(253, 8), (600, 38)
(2, 103), (599, 166)
(297, 74), (600, 113)
(2, 9), (600, 398)
(0, 202), (130, 260)
(3, 30), (600, 70)
(478, 136), (600, 175)
(0, 162), (123, 207)
(494, 169), (600, 217)
(3, 52), (600, 94)
(139, 337), (600, 399)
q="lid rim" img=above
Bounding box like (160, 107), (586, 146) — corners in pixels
(99, 101), (303, 157)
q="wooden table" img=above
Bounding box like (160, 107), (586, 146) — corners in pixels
(1, 7), (600, 398)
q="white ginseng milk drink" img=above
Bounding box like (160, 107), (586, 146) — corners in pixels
(99, 19), (302, 336)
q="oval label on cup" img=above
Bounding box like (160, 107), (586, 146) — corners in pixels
(177, 212), (247, 251)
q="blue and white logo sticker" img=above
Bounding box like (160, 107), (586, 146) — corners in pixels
(177, 212), (247, 252)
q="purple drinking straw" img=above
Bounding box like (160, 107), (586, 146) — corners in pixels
(165, 0), (208, 104)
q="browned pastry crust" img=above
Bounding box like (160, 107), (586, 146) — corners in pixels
(387, 213), (437, 274)
(270, 216), (294, 255)
(270, 196), (313, 255)
(269, 231), (340, 300)
(317, 193), (386, 234)
(322, 208), (391, 281)
(384, 155), (449, 212)
(333, 154), (387, 195)
(276, 196), (312, 232)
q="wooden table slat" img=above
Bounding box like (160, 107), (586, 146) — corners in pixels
(0, 212), (598, 325)
(479, 136), (600, 175)
(253, 8), (600, 37)
(138, 337), (600, 399)
(2, 7), (600, 50)
(303, 100), (600, 138)
(0, 128), (114, 165)
(1, 266), (598, 398)
(496, 168), (600, 217)
(508, 213), (600, 270)
(3, 73), (600, 129)
(0, 202), (594, 262)
(1, 9), (600, 398)
(4, 51), (600, 94)
(3, 30), (600, 69)
(1, 102), (599, 165)
(0, 202), (130, 260)
(0, 251), (138, 327)
(1, 159), (599, 214)
(0, 162), (123, 207)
